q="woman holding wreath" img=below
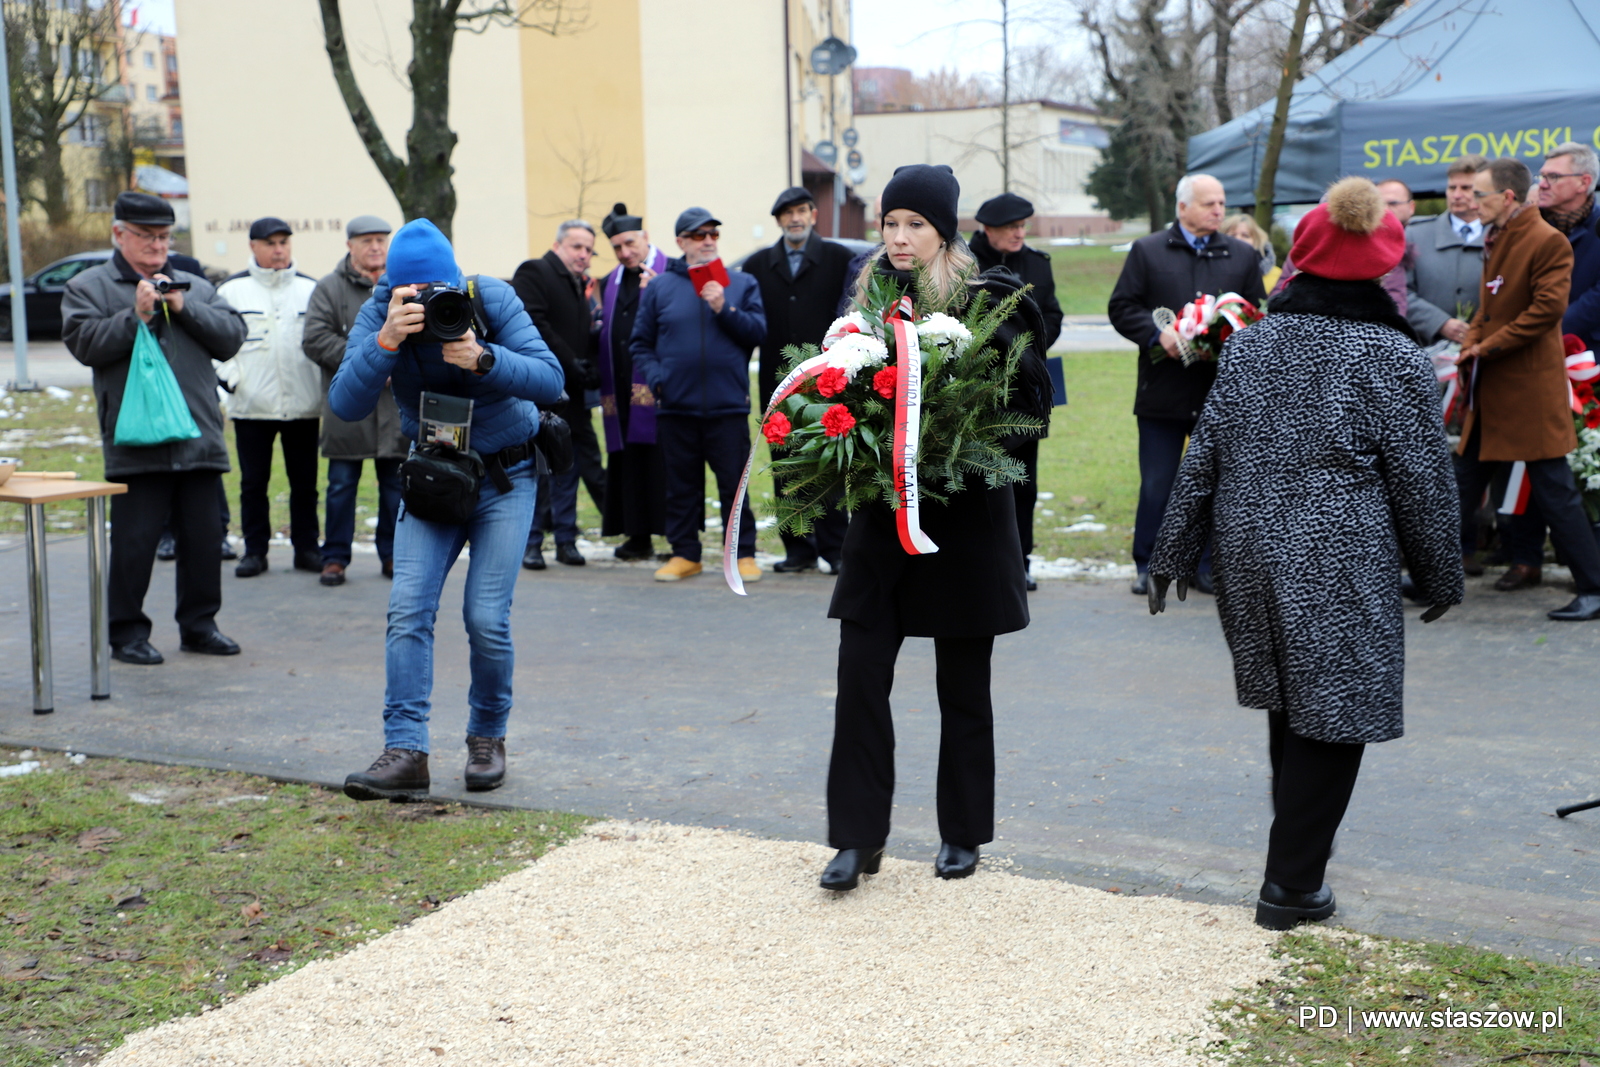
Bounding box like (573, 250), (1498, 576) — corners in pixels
(820, 164), (1053, 891)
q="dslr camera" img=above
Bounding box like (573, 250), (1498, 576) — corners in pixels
(153, 278), (191, 295)
(404, 283), (477, 342)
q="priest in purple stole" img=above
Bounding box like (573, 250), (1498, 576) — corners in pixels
(597, 204), (670, 560)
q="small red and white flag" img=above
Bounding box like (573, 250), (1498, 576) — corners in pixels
(1499, 461), (1531, 516)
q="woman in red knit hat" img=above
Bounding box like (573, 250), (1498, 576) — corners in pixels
(1145, 177), (1466, 930)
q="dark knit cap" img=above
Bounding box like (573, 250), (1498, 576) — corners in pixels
(975, 192), (1034, 227)
(602, 202), (643, 238)
(114, 191), (174, 226)
(880, 164), (960, 240)
(770, 186), (814, 217)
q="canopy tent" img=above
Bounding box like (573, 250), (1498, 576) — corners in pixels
(1188, 0), (1600, 206)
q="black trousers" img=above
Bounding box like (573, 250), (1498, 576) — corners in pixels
(656, 413), (757, 561)
(570, 405), (606, 514)
(1265, 712), (1365, 892)
(1455, 425), (1600, 593)
(1012, 437), (1039, 560)
(1133, 416), (1210, 573)
(234, 418), (320, 559)
(110, 470), (224, 646)
(827, 618), (996, 850)
(601, 442), (667, 542)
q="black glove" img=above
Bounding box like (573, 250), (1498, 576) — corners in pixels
(1420, 603), (1449, 623)
(1147, 574), (1189, 615)
(576, 356), (600, 391)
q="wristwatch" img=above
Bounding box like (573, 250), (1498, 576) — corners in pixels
(473, 347), (495, 376)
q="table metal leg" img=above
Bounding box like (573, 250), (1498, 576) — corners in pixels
(87, 494), (110, 700)
(23, 502), (52, 714)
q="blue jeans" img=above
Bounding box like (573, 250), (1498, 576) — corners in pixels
(382, 457), (537, 753)
(527, 463), (580, 547)
(1132, 416), (1211, 575)
(323, 458), (402, 565)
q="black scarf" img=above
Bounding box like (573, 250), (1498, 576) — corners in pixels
(1270, 272), (1420, 344)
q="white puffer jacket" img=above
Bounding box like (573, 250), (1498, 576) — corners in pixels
(216, 259), (322, 420)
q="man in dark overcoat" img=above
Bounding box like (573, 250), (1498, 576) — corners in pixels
(970, 192), (1063, 589)
(61, 192), (248, 664)
(742, 186), (855, 572)
(512, 219), (604, 568)
(1457, 158), (1600, 621)
(304, 215), (409, 586)
(1107, 172), (1266, 596)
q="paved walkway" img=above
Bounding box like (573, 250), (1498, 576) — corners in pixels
(2, 540), (1597, 961)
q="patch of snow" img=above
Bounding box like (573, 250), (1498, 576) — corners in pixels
(0, 761), (41, 778)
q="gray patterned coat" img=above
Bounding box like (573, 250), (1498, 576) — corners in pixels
(1149, 275), (1464, 744)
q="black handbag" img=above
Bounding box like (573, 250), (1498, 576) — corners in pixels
(536, 409), (574, 475)
(401, 442), (485, 525)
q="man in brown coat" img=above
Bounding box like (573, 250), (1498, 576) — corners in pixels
(1456, 158), (1600, 621)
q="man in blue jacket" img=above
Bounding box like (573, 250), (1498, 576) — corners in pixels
(329, 219), (565, 801)
(631, 207), (767, 582)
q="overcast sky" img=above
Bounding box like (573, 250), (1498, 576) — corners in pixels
(126, 0), (176, 34)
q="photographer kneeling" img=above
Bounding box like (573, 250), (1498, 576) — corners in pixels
(330, 219), (564, 801)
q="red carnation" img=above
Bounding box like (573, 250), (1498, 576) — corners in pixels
(1587, 406), (1600, 430)
(815, 366), (849, 398)
(1565, 333), (1588, 357)
(762, 411), (792, 444)
(821, 403), (856, 437)
(873, 365), (897, 399)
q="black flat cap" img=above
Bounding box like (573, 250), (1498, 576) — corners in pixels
(114, 191), (174, 226)
(248, 217), (293, 240)
(975, 192), (1034, 227)
(770, 186), (814, 217)
(674, 206), (721, 236)
(602, 202), (643, 238)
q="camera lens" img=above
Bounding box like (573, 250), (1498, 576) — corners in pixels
(423, 290), (474, 339)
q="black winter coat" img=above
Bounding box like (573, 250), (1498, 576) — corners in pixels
(1107, 223), (1267, 421)
(969, 231), (1064, 351)
(511, 250), (596, 422)
(742, 232), (857, 408)
(827, 267), (1051, 639)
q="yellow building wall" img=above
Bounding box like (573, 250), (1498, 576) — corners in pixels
(638, 0), (791, 264)
(173, 0), (529, 278)
(519, 0), (647, 276)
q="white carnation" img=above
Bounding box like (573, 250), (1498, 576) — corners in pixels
(1587, 474), (1600, 492)
(821, 312), (879, 352)
(916, 312), (972, 355)
(1582, 427), (1600, 449)
(827, 332), (888, 377)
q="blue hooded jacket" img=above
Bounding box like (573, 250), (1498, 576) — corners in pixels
(629, 257), (766, 418)
(329, 220), (565, 454)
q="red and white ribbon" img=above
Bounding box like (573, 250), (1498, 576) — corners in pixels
(723, 351), (839, 595)
(1431, 347), (1461, 423)
(1499, 460), (1531, 516)
(1567, 348), (1599, 413)
(889, 316), (937, 556)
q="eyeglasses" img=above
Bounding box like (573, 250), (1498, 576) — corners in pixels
(1538, 172), (1584, 186)
(121, 226), (172, 246)
(1471, 189), (1504, 200)
(681, 229), (719, 242)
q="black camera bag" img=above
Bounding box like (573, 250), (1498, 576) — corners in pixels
(401, 442), (484, 525)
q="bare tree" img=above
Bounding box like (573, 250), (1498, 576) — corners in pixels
(5, 0), (129, 226)
(913, 67), (996, 109)
(546, 120), (623, 221)
(1007, 43), (1093, 107)
(1303, 0), (1409, 64)
(318, 0), (588, 238)
(1208, 0), (1267, 124)
(1252, 0), (1312, 228)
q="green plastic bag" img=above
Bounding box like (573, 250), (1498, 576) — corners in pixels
(114, 320), (201, 447)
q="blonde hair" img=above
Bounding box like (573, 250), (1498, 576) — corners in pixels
(1221, 213), (1268, 252)
(851, 236), (978, 312)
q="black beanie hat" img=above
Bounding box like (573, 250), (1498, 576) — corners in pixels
(602, 202), (643, 239)
(880, 164), (960, 240)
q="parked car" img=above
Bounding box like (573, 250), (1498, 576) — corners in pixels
(729, 236), (878, 272)
(0, 249), (114, 340)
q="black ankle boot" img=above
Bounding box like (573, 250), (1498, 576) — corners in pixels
(935, 841), (980, 879)
(820, 846), (884, 891)
(1255, 880), (1336, 929)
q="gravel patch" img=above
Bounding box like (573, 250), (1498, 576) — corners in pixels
(100, 822), (1283, 1066)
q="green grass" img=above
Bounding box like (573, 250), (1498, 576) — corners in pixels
(1206, 930), (1600, 1066)
(5, 350), (1141, 566)
(0, 749), (588, 1065)
(1047, 243), (1131, 316)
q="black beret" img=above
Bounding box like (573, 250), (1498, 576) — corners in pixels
(880, 164), (960, 241)
(770, 186), (814, 217)
(113, 191), (174, 226)
(974, 192), (1034, 227)
(248, 217), (292, 240)
(602, 202), (643, 238)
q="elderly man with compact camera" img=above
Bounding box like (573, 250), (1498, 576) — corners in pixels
(331, 219), (565, 801)
(61, 192), (248, 665)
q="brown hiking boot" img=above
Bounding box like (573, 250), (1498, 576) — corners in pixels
(464, 735), (506, 792)
(343, 748), (430, 802)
